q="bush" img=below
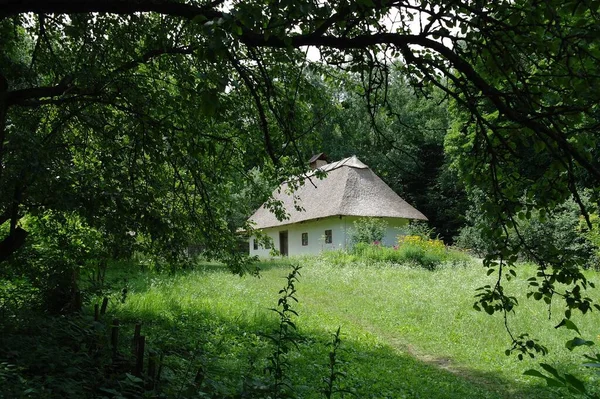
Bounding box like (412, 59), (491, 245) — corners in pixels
(455, 195), (597, 266)
(1, 211), (105, 313)
(348, 217), (387, 245)
(578, 213), (600, 270)
(350, 237), (472, 270)
(401, 221), (437, 240)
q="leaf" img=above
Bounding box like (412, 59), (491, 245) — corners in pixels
(564, 320), (581, 335)
(125, 373), (144, 383)
(539, 363), (562, 380)
(554, 319), (581, 335)
(523, 369), (547, 378)
(565, 337), (594, 351)
(582, 363), (600, 368)
(200, 90), (219, 117)
(564, 374), (586, 393)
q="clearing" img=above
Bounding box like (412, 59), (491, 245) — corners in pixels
(104, 257), (600, 398)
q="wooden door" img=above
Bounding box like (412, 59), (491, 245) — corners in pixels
(279, 231), (288, 256)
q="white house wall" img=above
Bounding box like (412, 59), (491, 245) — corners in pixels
(343, 216), (409, 247)
(249, 216), (410, 257)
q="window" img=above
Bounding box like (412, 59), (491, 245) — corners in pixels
(302, 233), (308, 246)
(253, 239), (258, 250)
(265, 240), (271, 249)
(325, 229), (332, 244)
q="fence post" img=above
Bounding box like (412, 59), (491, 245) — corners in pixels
(133, 323), (141, 354)
(134, 335), (145, 377)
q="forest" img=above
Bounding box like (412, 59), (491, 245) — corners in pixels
(1, 0), (600, 397)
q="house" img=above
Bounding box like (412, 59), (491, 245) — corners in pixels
(247, 155), (427, 257)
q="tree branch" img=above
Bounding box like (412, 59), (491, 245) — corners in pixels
(7, 46), (196, 106)
(225, 51), (279, 167)
(0, 0), (222, 20)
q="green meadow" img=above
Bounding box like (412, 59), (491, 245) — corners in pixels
(100, 257), (600, 398)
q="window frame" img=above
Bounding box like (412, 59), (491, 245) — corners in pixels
(324, 229), (332, 244)
(301, 232), (308, 246)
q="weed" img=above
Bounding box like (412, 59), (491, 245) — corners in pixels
(263, 264), (302, 398)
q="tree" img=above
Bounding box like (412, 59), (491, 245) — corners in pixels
(308, 68), (466, 241)
(0, 8), (328, 268)
(1, 0), (600, 360)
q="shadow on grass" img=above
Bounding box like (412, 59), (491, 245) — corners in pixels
(105, 301), (564, 399)
(82, 260), (574, 399)
(0, 283), (568, 399)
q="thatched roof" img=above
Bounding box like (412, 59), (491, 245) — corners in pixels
(248, 156), (428, 229)
(308, 152), (328, 164)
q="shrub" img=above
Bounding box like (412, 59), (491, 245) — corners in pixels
(399, 244), (439, 270)
(455, 195), (597, 266)
(401, 221), (437, 240)
(578, 213), (600, 270)
(1, 211), (105, 313)
(348, 218), (387, 245)
(350, 237), (472, 270)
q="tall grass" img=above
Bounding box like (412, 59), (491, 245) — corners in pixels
(345, 238), (472, 270)
(106, 258), (600, 399)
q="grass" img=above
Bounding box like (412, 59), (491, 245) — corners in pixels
(95, 256), (600, 398)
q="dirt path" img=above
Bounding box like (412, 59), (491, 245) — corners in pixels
(351, 319), (534, 399)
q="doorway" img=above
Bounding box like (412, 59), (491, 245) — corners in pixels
(279, 231), (288, 256)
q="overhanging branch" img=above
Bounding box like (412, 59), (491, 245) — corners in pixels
(7, 46), (196, 106)
(0, 0), (222, 20)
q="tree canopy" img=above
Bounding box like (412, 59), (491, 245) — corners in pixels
(1, 0), (600, 361)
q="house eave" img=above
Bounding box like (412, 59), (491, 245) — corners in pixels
(249, 213), (426, 231)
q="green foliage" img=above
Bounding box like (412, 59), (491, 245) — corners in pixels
(348, 217), (387, 245)
(443, 2), (600, 382)
(0, 312), (120, 398)
(525, 320), (600, 398)
(4, 259), (599, 398)
(579, 213), (600, 270)
(1, 211), (105, 312)
(349, 238), (471, 271)
(321, 327), (352, 399)
(2, 0), (600, 396)
(263, 264), (302, 398)
(456, 195), (597, 267)
(402, 221), (437, 240)
(314, 69), (466, 242)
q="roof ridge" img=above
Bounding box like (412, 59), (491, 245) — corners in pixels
(336, 166), (353, 215)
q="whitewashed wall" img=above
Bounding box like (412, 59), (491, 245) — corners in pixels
(249, 216), (410, 257)
(343, 216), (409, 247)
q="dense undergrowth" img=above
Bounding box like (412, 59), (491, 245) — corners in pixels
(342, 237), (472, 270)
(1, 255), (599, 398)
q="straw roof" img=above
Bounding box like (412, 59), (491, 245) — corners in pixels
(248, 156), (428, 229)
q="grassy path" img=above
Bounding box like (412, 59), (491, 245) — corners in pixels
(111, 258), (600, 398)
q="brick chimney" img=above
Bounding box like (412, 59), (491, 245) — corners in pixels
(309, 153), (328, 170)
